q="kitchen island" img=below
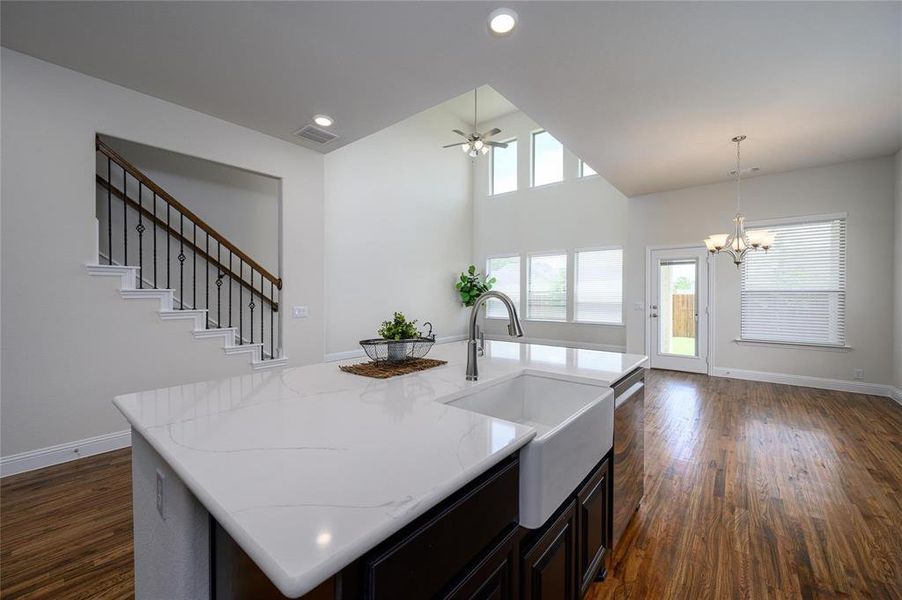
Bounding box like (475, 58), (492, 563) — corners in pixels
(115, 340), (646, 599)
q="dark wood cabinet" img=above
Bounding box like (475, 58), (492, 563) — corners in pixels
(442, 525), (519, 600)
(361, 456), (519, 599)
(214, 451), (615, 600)
(520, 500), (578, 600)
(576, 458), (611, 595)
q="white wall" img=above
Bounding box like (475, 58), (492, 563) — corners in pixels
(472, 111), (629, 350)
(102, 137), (280, 274)
(626, 156), (897, 385)
(894, 150), (902, 391)
(323, 103), (473, 355)
(1, 49), (324, 457)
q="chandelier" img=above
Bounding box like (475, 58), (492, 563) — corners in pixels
(704, 135), (774, 266)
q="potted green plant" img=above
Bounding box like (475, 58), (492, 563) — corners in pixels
(378, 312), (420, 361)
(455, 265), (495, 307)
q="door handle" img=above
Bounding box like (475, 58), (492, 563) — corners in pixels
(650, 313), (658, 318)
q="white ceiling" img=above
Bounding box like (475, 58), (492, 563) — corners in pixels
(2, 1), (900, 196)
(443, 86), (519, 128)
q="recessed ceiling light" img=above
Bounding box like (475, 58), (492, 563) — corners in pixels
(488, 8), (517, 37)
(313, 114), (334, 127)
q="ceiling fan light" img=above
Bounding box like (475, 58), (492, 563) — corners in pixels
(473, 139), (484, 150)
(480, 146), (489, 155)
(461, 143), (470, 153)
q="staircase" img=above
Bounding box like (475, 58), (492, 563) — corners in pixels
(90, 135), (287, 370)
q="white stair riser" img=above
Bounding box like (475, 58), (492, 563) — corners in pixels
(88, 263), (286, 371)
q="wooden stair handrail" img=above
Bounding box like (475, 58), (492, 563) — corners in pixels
(96, 135), (282, 289)
(97, 176), (279, 311)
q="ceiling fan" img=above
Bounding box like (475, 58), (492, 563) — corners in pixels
(443, 89), (507, 158)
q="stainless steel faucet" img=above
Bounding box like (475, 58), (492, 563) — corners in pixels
(466, 291), (524, 381)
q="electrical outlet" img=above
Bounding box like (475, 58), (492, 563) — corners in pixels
(854, 369), (864, 381)
(155, 469), (165, 519)
(292, 305), (309, 319)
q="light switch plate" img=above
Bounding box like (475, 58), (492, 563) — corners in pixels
(292, 305), (309, 319)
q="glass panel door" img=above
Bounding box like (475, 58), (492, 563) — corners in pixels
(649, 248), (709, 374)
(658, 259), (697, 357)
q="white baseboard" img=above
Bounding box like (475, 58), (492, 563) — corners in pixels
(711, 367), (899, 400)
(486, 334), (626, 354)
(324, 334), (468, 363)
(890, 386), (902, 406)
(1, 429), (131, 478)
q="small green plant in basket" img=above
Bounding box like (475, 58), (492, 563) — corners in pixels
(378, 312), (420, 340)
(455, 265), (495, 307)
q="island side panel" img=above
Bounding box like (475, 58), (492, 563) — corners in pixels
(132, 429), (211, 599)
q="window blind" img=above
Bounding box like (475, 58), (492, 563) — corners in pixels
(741, 217), (846, 345)
(527, 254), (567, 321)
(485, 256), (521, 319)
(575, 248), (623, 324)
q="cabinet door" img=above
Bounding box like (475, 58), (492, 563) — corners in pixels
(576, 459), (611, 595)
(443, 526), (518, 600)
(362, 457), (519, 599)
(521, 501), (577, 600)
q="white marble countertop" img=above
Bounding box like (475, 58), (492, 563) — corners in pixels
(114, 340), (646, 598)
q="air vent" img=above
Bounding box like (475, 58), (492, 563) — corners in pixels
(293, 124), (339, 145)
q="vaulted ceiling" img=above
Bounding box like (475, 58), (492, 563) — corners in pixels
(3, 1), (900, 196)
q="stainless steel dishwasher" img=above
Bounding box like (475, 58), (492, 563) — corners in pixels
(611, 367), (645, 550)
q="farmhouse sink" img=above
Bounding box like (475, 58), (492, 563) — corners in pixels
(446, 373), (614, 528)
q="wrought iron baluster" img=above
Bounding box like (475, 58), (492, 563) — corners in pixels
(152, 192), (157, 288)
(260, 272), (264, 361)
(123, 168), (128, 266)
(216, 242), (222, 328)
(270, 281), (274, 360)
(166, 204), (171, 290)
(136, 183), (144, 288)
(249, 270), (255, 346)
(229, 251), (233, 328)
(107, 157), (112, 265)
(239, 258), (243, 344)
(205, 232), (210, 329)
(178, 214), (185, 309)
(193, 223), (197, 312)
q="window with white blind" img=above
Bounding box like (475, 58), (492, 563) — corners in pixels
(575, 248), (623, 324)
(740, 216), (846, 346)
(485, 256), (521, 319)
(527, 253), (567, 321)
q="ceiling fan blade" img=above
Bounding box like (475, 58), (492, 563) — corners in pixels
(482, 128), (502, 138)
(443, 143), (465, 148)
(486, 141), (508, 148)
(452, 129), (468, 138)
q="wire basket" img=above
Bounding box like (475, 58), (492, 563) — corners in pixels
(359, 337), (435, 363)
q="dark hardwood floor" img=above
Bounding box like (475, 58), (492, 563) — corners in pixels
(2, 371), (900, 599)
